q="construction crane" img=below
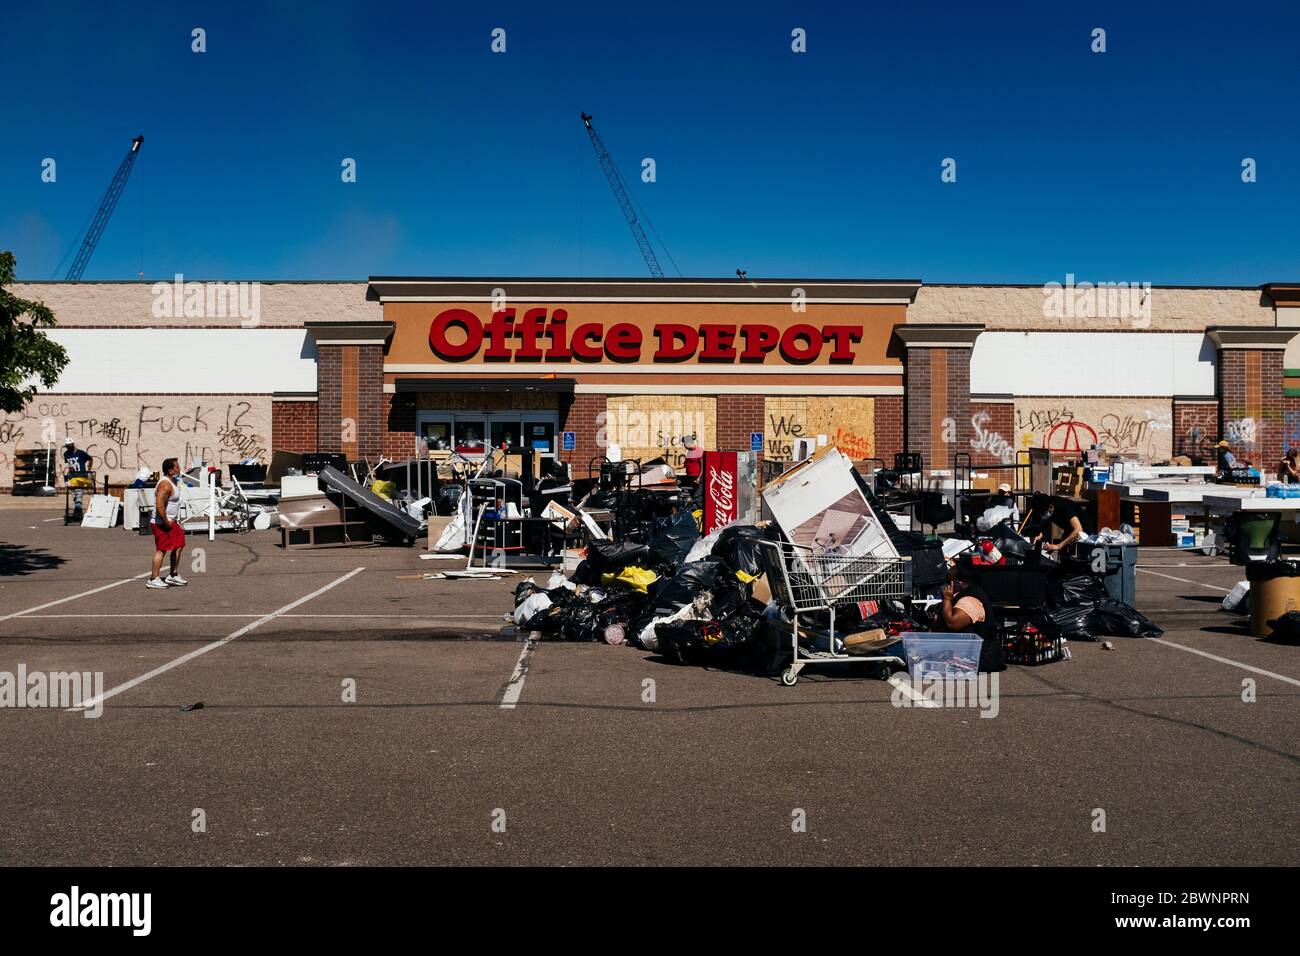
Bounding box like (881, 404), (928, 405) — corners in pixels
(581, 113), (665, 279)
(66, 135), (143, 281)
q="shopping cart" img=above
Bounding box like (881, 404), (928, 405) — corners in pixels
(756, 538), (908, 685)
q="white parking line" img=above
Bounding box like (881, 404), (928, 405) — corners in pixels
(1136, 568), (1230, 592)
(67, 567), (365, 712)
(499, 633), (539, 710)
(0, 572), (151, 622)
(18, 613), (507, 620)
(888, 674), (941, 707)
(1150, 638), (1300, 688)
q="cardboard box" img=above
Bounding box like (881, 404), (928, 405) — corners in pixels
(760, 447), (898, 562)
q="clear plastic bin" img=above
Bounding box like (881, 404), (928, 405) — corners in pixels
(900, 632), (982, 680)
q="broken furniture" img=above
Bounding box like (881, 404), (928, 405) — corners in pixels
(277, 493), (370, 549)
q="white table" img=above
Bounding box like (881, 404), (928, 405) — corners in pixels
(1203, 494), (1300, 513)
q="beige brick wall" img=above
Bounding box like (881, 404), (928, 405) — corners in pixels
(9, 281), (377, 328)
(910, 285), (1272, 330)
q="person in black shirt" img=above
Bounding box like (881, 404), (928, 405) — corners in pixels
(1029, 493), (1085, 553)
(61, 438), (93, 516)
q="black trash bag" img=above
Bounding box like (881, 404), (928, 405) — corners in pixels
(559, 602), (600, 641)
(1246, 560), (1300, 582)
(545, 586), (577, 609)
(513, 579), (542, 607)
(1048, 572), (1107, 608)
(568, 559), (599, 585)
(712, 525), (766, 580)
(656, 620), (709, 665)
(648, 510), (700, 568)
(1265, 611), (1300, 644)
(586, 540), (654, 574)
(1090, 598), (1163, 638)
(1042, 603), (1099, 641)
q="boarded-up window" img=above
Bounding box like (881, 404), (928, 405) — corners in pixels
(764, 396), (875, 461)
(603, 396), (716, 470)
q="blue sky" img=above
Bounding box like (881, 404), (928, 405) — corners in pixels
(1, 1), (1297, 284)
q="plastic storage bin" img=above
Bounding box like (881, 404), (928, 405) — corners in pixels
(900, 632), (982, 680)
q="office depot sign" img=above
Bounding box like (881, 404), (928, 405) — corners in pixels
(426, 308), (868, 364)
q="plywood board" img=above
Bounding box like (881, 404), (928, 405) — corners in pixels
(603, 395), (716, 471)
(764, 396), (875, 461)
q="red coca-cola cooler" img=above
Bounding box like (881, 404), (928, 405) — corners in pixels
(703, 451), (751, 535)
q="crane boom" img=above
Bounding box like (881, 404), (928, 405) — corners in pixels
(66, 135), (143, 281)
(581, 113), (663, 279)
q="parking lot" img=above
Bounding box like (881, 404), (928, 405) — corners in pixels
(1, 505), (1297, 867)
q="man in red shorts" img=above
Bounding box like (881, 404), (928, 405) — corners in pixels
(147, 457), (188, 589)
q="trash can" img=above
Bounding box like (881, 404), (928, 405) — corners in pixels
(1075, 541), (1137, 606)
(1246, 561), (1300, 637)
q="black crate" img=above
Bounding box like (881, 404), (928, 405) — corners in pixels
(1004, 630), (1067, 666)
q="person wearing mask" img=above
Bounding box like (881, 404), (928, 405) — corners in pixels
(1029, 492), (1086, 554)
(61, 438), (93, 518)
(147, 457), (189, 589)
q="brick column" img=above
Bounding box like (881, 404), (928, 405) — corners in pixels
(1209, 328), (1295, 468)
(716, 395), (764, 454)
(896, 324), (983, 474)
(305, 321), (395, 461)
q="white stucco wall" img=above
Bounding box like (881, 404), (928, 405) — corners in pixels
(971, 332), (1216, 397)
(42, 328), (318, 393)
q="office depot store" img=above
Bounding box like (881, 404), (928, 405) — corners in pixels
(361, 278), (917, 473)
(5, 275), (1300, 490)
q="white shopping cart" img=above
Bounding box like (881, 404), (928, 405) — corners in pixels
(756, 538), (909, 686)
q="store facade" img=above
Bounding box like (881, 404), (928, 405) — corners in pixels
(5, 276), (1300, 490)
(327, 278), (920, 476)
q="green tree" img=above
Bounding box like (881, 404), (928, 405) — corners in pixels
(1, 251), (68, 413)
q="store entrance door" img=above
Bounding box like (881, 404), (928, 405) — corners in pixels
(416, 409), (558, 464)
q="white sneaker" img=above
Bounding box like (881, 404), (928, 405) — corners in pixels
(165, 574), (189, 587)
(146, 577), (169, 589)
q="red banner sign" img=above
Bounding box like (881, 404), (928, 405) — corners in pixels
(427, 308), (864, 365)
(703, 451), (738, 534)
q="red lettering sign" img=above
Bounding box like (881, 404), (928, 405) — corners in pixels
(426, 309), (865, 365)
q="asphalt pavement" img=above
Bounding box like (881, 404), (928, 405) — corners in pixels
(1, 510), (1296, 866)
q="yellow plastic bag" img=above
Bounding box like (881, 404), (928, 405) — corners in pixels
(370, 479), (397, 501)
(601, 566), (658, 593)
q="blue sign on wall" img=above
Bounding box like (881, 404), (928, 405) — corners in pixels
(562, 431), (576, 451)
(750, 431), (764, 453)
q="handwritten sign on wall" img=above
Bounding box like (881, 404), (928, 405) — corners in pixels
(1, 395), (273, 487)
(764, 397), (875, 462)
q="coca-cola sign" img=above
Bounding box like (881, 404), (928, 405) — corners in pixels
(703, 452), (739, 534)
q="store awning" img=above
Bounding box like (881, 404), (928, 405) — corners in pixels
(392, 378), (577, 394)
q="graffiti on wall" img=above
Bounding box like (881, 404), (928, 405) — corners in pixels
(763, 397), (875, 462)
(1014, 398), (1172, 461)
(1, 396), (272, 487)
(970, 411), (1016, 464)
